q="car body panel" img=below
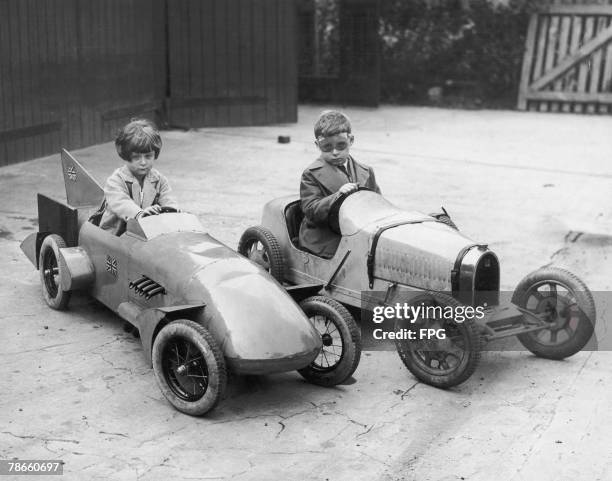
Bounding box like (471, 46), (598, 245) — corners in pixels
(260, 191), (499, 310)
(22, 152), (323, 376)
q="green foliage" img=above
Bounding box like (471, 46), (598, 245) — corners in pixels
(379, 0), (539, 107)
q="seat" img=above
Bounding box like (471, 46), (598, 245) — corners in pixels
(285, 201), (304, 248)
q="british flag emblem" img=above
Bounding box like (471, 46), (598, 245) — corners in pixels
(67, 165), (77, 181)
(106, 255), (118, 276)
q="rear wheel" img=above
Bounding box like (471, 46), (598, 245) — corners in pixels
(395, 293), (480, 388)
(298, 296), (362, 386)
(513, 267), (596, 360)
(237, 226), (285, 282)
(152, 319), (226, 416)
(38, 234), (71, 310)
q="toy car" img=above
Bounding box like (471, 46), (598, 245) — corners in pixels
(238, 190), (596, 388)
(20, 150), (362, 416)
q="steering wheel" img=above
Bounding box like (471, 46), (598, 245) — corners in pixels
(328, 187), (375, 234)
(141, 206), (179, 218)
(158, 206), (179, 214)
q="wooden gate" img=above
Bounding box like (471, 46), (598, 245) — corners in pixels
(518, 4), (612, 113)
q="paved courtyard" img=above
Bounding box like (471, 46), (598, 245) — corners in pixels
(1, 105), (611, 480)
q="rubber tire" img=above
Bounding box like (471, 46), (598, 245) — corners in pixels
(38, 234), (71, 310)
(237, 225), (285, 282)
(152, 319), (227, 416)
(297, 296), (362, 387)
(395, 293), (481, 389)
(513, 267), (596, 360)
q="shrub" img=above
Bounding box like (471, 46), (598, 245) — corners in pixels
(379, 0), (540, 107)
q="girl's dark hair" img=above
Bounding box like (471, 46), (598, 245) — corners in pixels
(115, 118), (162, 160)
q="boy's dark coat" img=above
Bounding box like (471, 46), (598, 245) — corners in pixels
(299, 155), (381, 258)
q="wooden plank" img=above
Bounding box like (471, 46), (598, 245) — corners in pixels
(564, 13), (583, 113)
(575, 16), (595, 113)
(26, 0), (43, 159)
(600, 16), (612, 113)
(284, 0), (298, 122)
(252, 0), (267, 124)
(531, 19), (612, 92)
(238, 0), (254, 125)
(557, 15), (573, 113)
(169, 96), (266, 109)
(201, 0), (216, 126)
(20, 0), (36, 161)
(168, 0), (185, 125)
(533, 15), (551, 111)
(525, 90), (612, 102)
(0, 122), (63, 143)
(0, 0), (13, 164)
(11, 0), (26, 162)
(189, 0), (204, 126)
(37, 0), (53, 156)
(543, 5), (612, 16)
(587, 16), (608, 113)
(214, 0), (229, 125)
(545, 15), (561, 112)
(227, 0), (242, 125)
(70, 0), (84, 148)
(264, 0), (279, 122)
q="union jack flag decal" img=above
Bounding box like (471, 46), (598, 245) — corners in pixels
(67, 165), (77, 181)
(106, 255), (118, 276)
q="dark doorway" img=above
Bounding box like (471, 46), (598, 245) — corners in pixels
(298, 0), (380, 106)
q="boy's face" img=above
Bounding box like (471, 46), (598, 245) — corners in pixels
(316, 133), (353, 166)
(126, 151), (155, 179)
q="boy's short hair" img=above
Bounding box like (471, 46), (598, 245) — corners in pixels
(314, 110), (352, 139)
(115, 118), (162, 160)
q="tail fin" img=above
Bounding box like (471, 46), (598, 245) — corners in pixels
(61, 149), (104, 208)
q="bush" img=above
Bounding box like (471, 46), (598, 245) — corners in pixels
(379, 0), (539, 107)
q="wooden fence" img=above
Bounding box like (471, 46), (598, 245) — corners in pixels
(0, 0), (297, 166)
(518, 1), (612, 113)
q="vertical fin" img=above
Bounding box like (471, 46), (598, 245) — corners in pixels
(61, 149), (104, 208)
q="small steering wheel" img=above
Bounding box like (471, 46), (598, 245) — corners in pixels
(141, 206), (179, 218)
(158, 206), (179, 214)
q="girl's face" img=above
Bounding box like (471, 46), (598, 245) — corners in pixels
(315, 133), (354, 166)
(127, 151), (155, 179)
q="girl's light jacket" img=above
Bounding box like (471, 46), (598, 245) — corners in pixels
(99, 166), (178, 234)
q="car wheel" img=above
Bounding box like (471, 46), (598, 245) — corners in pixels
(152, 319), (227, 416)
(395, 293), (480, 388)
(297, 296), (362, 386)
(38, 234), (71, 310)
(513, 267), (596, 360)
(237, 225), (285, 282)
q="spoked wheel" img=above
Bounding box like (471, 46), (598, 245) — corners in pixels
(513, 267), (596, 360)
(152, 319), (226, 416)
(297, 296), (361, 387)
(237, 226), (284, 282)
(38, 234), (71, 310)
(395, 293), (480, 388)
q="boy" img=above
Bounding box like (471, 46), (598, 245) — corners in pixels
(299, 111), (381, 258)
(99, 119), (178, 235)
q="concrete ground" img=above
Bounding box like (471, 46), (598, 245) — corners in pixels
(0, 105), (611, 480)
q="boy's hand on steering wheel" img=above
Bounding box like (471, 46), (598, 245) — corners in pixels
(339, 183), (358, 195)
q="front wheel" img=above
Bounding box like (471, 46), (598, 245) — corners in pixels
(513, 267), (596, 360)
(38, 234), (71, 310)
(394, 293), (481, 388)
(298, 296), (362, 387)
(152, 319), (227, 416)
